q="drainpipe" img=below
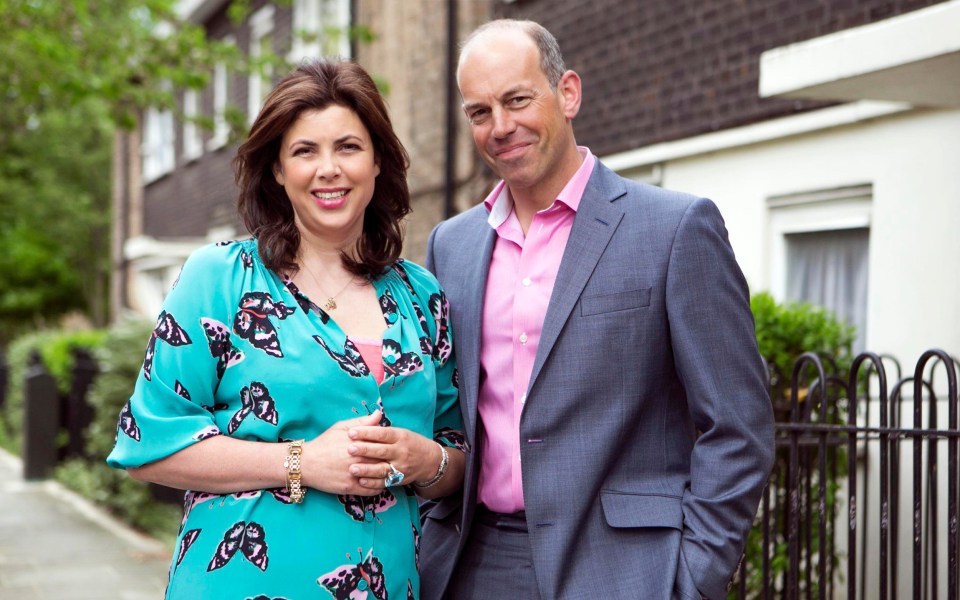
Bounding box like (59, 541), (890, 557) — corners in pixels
(443, 0), (458, 219)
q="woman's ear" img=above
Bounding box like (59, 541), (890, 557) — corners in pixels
(273, 162), (284, 186)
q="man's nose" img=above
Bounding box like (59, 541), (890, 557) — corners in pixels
(491, 106), (516, 139)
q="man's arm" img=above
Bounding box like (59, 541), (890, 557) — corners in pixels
(666, 197), (775, 599)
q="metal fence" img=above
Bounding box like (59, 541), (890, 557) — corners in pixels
(732, 350), (959, 600)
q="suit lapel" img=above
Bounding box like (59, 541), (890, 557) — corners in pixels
(451, 213), (496, 443)
(526, 164), (626, 395)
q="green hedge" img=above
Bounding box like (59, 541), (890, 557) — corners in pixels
(52, 317), (181, 546)
(0, 328), (107, 453)
(735, 292), (856, 599)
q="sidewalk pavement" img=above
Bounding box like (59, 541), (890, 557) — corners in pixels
(0, 448), (171, 599)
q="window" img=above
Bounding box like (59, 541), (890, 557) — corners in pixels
(248, 6), (275, 124)
(208, 37), (233, 151)
(142, 105), (175, 182)
(289, 0), (351, 63)
(182, 89), (203, 162)
(786, 228), (870, 352)
(768, 185), (872, 352)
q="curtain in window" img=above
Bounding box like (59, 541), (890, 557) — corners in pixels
(786, 227), (870, 353)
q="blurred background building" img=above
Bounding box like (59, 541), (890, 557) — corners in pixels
(113, 0), (960, 367)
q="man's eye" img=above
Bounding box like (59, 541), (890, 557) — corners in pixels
(508, 96), (530, 106)
(469, 110), (489, 123)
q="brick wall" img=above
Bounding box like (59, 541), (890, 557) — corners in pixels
(143, 0), (278, 240)
(496, 0), (945, 156)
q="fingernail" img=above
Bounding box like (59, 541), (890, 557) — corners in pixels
(348, 445), (357, 455)
(350, 466), (360, 475)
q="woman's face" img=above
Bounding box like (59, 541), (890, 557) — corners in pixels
(274, 104), (380, 249)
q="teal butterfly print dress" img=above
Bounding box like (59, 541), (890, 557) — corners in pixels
(107, 239), (464, 599)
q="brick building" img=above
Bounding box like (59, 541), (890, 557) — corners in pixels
(112, 0), (493, 318)
(114, 0), (960, 370)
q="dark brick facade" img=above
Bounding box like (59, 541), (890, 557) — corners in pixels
(496, 0), (945, 156)
(143, 0), (287, 239)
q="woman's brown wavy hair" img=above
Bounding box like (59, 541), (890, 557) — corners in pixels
(234, 60), (411, 278)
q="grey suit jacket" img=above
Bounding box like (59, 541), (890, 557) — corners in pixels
(421, 161), (774, 600)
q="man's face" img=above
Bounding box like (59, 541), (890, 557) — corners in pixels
(457, 31), (580, 196)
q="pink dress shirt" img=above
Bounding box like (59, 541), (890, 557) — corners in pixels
(476, 147), (596, 513)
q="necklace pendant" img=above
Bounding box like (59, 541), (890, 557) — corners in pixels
(323, 297), (337, 311)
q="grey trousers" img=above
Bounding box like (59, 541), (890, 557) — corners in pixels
(446, 509), (543, 600)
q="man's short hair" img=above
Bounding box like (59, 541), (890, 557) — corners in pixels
(460, 19), (567, 88)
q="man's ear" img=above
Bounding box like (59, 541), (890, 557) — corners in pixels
(557, 70), (582, 120)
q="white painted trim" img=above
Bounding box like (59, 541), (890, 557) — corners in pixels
(124, 235), (207, 262)
(600, 100), (910, 171)
(759, 1), (960, 98)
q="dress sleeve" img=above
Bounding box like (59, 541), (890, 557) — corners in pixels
(398, 261), (466, 452)
(106, 244), (240, 469)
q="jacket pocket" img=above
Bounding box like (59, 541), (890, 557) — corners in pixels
(581, 287), (651, 316)
(599, 490), (683, 529)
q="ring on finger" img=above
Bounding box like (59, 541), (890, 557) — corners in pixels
(383, 463), (405, 487)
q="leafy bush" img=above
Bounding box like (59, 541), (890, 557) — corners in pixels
(1, 328), (107, 453)
(51, 317), (181, 544)
(751, 292), (855, 412)
(733, 292), (856, 599)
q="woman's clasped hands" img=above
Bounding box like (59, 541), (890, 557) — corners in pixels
(302, 410), (440, 496)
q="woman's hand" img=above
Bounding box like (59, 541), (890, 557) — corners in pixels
(300, 411), (385, 496)
(345, 424), (441, 490)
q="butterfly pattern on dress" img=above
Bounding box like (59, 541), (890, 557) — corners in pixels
(143, 311), (192, 381)
(283, 276), (331, 324)
(314, 336), (371, 378)
(201, 318), (246, 379)
(382, 339), (424, 385)
(240, 249), (254, 269)
(319, 548), (387, 600)
(429, 292), (452, 365)
(337, 490), (397, 523)
(434, 427), (468, 453)
(233, 292), (297, 358)
(116, 401), (140, 441)
(207, 521), (269, 572)
(228, 382), (279, 434)
(176, 529), (201, 570)
(379, 289), (401, 323)
(412, 524), (420, 572)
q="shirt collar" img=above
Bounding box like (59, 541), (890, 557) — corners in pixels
(484, 146), (595, 229)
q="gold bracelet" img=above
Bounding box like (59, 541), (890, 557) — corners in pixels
(283, 439), (305, 503)
(413, 443), (449, 489)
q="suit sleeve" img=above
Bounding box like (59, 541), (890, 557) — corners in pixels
(666, 198), (774, 599)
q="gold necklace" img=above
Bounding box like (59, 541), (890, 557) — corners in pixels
(299, 261), (355, 311)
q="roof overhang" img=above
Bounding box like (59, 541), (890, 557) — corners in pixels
(760, 1), (960, 107)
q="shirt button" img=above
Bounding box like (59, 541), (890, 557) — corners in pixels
(520, 394), (527, 405)
(522, 277), (532, 287)
(519, 332), (528, 344)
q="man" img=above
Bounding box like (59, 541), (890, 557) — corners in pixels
(422, 19), (774, 600)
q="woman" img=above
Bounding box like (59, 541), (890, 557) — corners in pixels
(107, 60), (465, 599)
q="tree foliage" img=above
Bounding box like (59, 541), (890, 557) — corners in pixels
(0, 0), (244, 344)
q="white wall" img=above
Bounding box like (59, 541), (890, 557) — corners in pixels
(655, 107), (960, 365)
